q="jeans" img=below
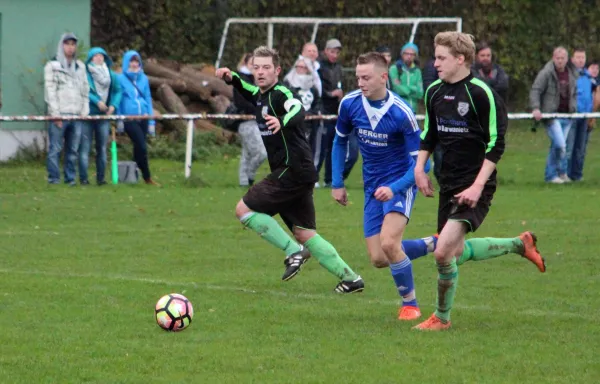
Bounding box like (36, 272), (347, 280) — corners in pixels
(79, 120), (110, 183)
(316, 120), (359, 184)
(565, 118), (588, 181)
(544, 118), (572, 182)
(124, 120), (151, 181)
(47, 120), (83, 183)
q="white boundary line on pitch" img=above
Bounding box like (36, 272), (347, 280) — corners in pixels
(0, 268), (594, 321)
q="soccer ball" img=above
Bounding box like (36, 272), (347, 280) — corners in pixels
(155, 293), (194, 332)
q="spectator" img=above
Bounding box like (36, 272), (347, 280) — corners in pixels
(471, 42), (509, 102)
(421, 52), (442, 183)
(422, 53), (439, 90)
(44, 32), (89, 185)
(79, 47), (122, 186)
(117, 50), (159, 186)
(530, 46), (578, 184)
(298, 42), (322, 97)
(565, 48), (593, 182)
(317, 38), (358, 187)
(284, 56), (321, 138)
(389, 42), (423, 112)
(375, 45), (392, 89)
(234, 53), (267, 187)
(586, 61), (599, 131)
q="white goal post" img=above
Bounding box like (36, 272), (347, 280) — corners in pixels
(215, 17), (463, 68)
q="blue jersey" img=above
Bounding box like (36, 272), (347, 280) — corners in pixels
(335, 90), (421, 194)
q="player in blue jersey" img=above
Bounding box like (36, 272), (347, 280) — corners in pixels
(331, 52), (429, 321)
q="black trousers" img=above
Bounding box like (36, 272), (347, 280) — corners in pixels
(124, 121), (151, 181)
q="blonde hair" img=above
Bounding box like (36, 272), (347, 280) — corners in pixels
(253, 46), (280, 68)
(434, 31), (476, 64)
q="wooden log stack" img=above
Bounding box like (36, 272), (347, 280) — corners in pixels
(143, 58), (236, 143)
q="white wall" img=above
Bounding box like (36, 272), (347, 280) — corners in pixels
(0, 129), (46, 161)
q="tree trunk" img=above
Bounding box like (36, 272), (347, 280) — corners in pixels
(147, 76), (187, 94)
(156, 83), (233, 142)
(156, 83), (188, 115)
(145, 61), (211, 101)
(152, 100), (187, 137)
(208, 95), (231, 113)
(180, 66), (233, 99)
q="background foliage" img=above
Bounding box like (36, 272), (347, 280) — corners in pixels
(91, 0), (600, 110)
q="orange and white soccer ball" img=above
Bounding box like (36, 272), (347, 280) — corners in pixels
(155, 293), (194, 332)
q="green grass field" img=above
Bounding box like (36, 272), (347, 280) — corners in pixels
(1, 125), (599, 383)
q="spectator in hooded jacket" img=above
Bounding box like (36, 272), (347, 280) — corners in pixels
(117, 50), (158, 186)
(79, 47), (122, 185)
(389, 42), (423, 112)
(44, 32), (89, 185)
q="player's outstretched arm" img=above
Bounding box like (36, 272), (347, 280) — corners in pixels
(216, 68), (259, 103)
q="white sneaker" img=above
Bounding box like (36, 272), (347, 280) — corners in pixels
(559, 174), (572, 183)
(314, 182), (321, 188)
(548, 177), (564, 184)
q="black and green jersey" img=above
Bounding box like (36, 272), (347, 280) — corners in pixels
(421, 73), (507, 194)
(229, 72), (318, 184)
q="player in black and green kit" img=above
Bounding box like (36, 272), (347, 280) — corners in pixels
(413, 32), (546, 331)
(215, 46), (364, 293)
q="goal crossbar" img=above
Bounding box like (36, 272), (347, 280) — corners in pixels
(215, 17), (463, 67)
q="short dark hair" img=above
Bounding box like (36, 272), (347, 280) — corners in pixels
(253, 46), (280, 68)
(356, 52), (389, 70)
(573, 47), (586, 54)
(476, 41), (490, 53)
(375, 45), (391, 54)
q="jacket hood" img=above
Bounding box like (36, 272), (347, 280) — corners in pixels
(56, 32), (78, 71)
(86, 47), (113, 67)
(122, 50), (143, 73)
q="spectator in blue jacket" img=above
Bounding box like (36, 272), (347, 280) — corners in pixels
(117, 50), (158, 185)
(79, 47), (122, 185)
(566, 48), (594, 181)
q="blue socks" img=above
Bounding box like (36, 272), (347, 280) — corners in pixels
(401, 236), (438, 261)
(389, 258), (418, 307)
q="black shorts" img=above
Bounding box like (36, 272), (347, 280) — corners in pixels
(437, 186), (496, 234)
(243, 178), (316, 231)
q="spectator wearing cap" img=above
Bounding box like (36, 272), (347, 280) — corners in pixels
(389, 42), (423, 112)
(375, 45), (392, 89)
(317, 38), (358, 187)
(44, 32), (89, 185)
(471, 42), (509, 102)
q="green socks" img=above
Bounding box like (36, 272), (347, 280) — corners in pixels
(434, 258), (458, 323)
(305, 234), (359, 282)
(457, 237), (523, 265)
(241, 213), (359, 282)
(241, 212), (302, 256)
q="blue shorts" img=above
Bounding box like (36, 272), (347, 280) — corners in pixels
(363, 185), (417, 238)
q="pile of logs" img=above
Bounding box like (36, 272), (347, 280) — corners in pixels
(143, 59), (235, 143)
